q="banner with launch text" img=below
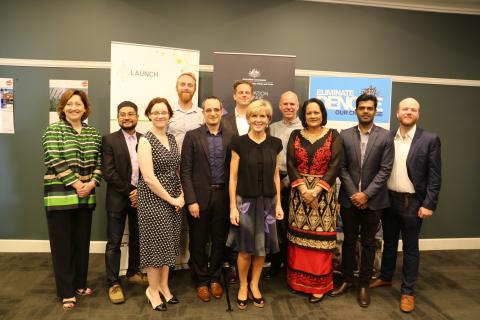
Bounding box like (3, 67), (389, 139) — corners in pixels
(111, 41), (200, 133)
(309, 76), (392, 130)
(213, 52), (295, 122)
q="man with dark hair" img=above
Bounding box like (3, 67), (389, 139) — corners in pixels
(221, 80), (253, 136)
(103, 101), (146, 304)
(370, 98), (441, 313)
(330, 94), (394, 308)
(181, 96), (234, 302)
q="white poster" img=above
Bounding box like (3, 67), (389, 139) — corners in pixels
(110, 41), (200, 133)
(0, 78), (14, 134)
(49, 79), (89, 124)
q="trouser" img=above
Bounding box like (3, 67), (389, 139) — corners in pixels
(46, 208), (93, 298)
(270, 184), (291, 271)
(105, 205), (141, 287)
(188, 187), (229, 286)
(341, 206), (382, 287)
(380, 191), (422, 295)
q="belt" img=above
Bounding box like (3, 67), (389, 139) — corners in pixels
(211, 184), (225, 191)
(389, 190), (415, 208)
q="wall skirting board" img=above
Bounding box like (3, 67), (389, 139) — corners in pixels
(0, 238), (479, 253)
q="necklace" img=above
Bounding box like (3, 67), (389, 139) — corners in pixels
(300, 127), (328, 144)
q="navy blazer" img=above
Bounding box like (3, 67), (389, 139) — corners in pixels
(180, 124), (234, 211)
(395, 127), (442, 211)
(102, 129), (142, 212)
(339, 124), (394, 210)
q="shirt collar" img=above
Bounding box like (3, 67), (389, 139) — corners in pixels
(282, 117), (301, 126)
(121, 129), (137, 140)
(205, 124), (222, 135)
(395, 124), (417, 140)
(357, 124), (374, 135)
(235, 108), (246, 118)
(174, 104), (201, 114)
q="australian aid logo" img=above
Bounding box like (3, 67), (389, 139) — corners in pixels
(309, 76), (392, 128)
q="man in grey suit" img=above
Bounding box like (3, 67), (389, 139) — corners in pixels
(330, 94), (394, 308)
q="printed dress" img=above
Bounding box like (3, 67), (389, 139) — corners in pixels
(137, 132), (182, 268)
(286, 128), (342, 294)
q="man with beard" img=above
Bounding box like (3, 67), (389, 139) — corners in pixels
(370, 98), (441, 313)
(221, 80), (254, 136)
(330, 93), (394, 308)
(168, 72), (204, 153)
(264, 91), (303, 279)
(181, 96), (234, 302)
(102, 101), (146, 304)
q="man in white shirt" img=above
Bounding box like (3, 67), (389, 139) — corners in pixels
(370, 98), (441, 313)
(221, 80), (253, 136)
(168, 72), (204, 152)
(265, 91), (303, 279)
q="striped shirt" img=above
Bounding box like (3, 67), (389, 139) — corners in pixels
(42, 120), (102, 211)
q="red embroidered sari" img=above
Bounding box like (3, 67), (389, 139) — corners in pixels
(286, 129), (342, 294)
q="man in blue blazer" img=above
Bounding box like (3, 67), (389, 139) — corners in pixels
(330, 94), (394, 308)
(370, 98), (441, 313)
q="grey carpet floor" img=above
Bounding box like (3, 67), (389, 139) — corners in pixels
(0, 250), (479, 319)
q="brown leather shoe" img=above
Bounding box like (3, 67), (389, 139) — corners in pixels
(357, 287), (370, 308)
(400, 295), (415, 313)
(210, 282), (223, 299)
(127, 272), (148, 286)
(329, 282), (353, 297)
(369, 278), (392, 289)
(196, 286), (210, 302)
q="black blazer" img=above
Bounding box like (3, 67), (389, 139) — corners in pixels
(221, 111), (239, 136)
(339, 124), (394, 210)
(180, 125), (234, 211)
(397, 127), (442, 211)
(102, 129), (142, 212)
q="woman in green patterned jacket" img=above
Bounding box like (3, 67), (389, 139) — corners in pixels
(42, 89), (102, 310)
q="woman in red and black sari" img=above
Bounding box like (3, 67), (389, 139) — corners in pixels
(286, 98), (342, 303)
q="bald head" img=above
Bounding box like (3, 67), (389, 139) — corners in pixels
(397, 97), (420, 128)
(279, 91), (299, 121)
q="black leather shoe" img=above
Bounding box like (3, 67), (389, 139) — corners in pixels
(309, 294), (325, 304)
(329, 282), (353, 297)
(357, 287), (370, 308)
(165, 295), (179, 304)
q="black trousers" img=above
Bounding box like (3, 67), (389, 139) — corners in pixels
(270, 185), (291, 270)
(188, 188), (229, 286)
(46, 208), (93, 298)
(340, 206), (381, 287)
(380, 192), (423, 295)
(105, 205), (141, 287)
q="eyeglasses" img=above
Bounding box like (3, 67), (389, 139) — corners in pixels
(150, 111), (169, 117)
(118, 112), (137, 118)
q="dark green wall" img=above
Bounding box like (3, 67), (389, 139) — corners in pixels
(1, 0), (479, 240)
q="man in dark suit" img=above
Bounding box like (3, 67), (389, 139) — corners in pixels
(370, 98), (441, 313)
(102, 101), (146, 304)
(181, 96), (234, 302)
(330, 94), (394, 308)
(221, 80), (253, 136)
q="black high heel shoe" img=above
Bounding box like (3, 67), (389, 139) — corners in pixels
(159, 289), (179, 304)
(237, 296), (248, 310)
(145, 288), (167, 311)
(309, 293), (325, 304)
(248, 285), (265, 308)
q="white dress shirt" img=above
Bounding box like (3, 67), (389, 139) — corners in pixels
(387, 125), (416, 193)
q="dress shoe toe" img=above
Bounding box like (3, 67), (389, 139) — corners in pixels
(196, 286), (210, 302)
(329, 282), (352, 297)
(369, 278), (392, 289)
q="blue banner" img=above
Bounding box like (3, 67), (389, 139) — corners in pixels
(309, 76), (392, 129)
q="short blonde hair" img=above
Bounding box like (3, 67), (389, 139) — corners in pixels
(246, 99), (273, 123)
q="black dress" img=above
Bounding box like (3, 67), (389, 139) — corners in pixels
(137, 132), (182, 268)
(226, 134), (282, 256)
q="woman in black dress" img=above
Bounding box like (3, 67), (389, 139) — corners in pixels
(137, 97), (184, 311)
(228, 99), (284, 310)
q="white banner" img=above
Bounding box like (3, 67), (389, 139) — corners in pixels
(0, 78), (14, 134)
(110, 41), (200, 133)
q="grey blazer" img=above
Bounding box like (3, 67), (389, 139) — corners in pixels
(338, 124), (394, 210)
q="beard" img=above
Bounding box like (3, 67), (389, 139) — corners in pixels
(120, 122), (137, 131)
(179, 91), (194, 103)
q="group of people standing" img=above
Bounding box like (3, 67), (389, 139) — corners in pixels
(42, 72), (441, 314)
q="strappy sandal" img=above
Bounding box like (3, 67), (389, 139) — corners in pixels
(62, 298), (77, 310)
(75, 288), (93, 296)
